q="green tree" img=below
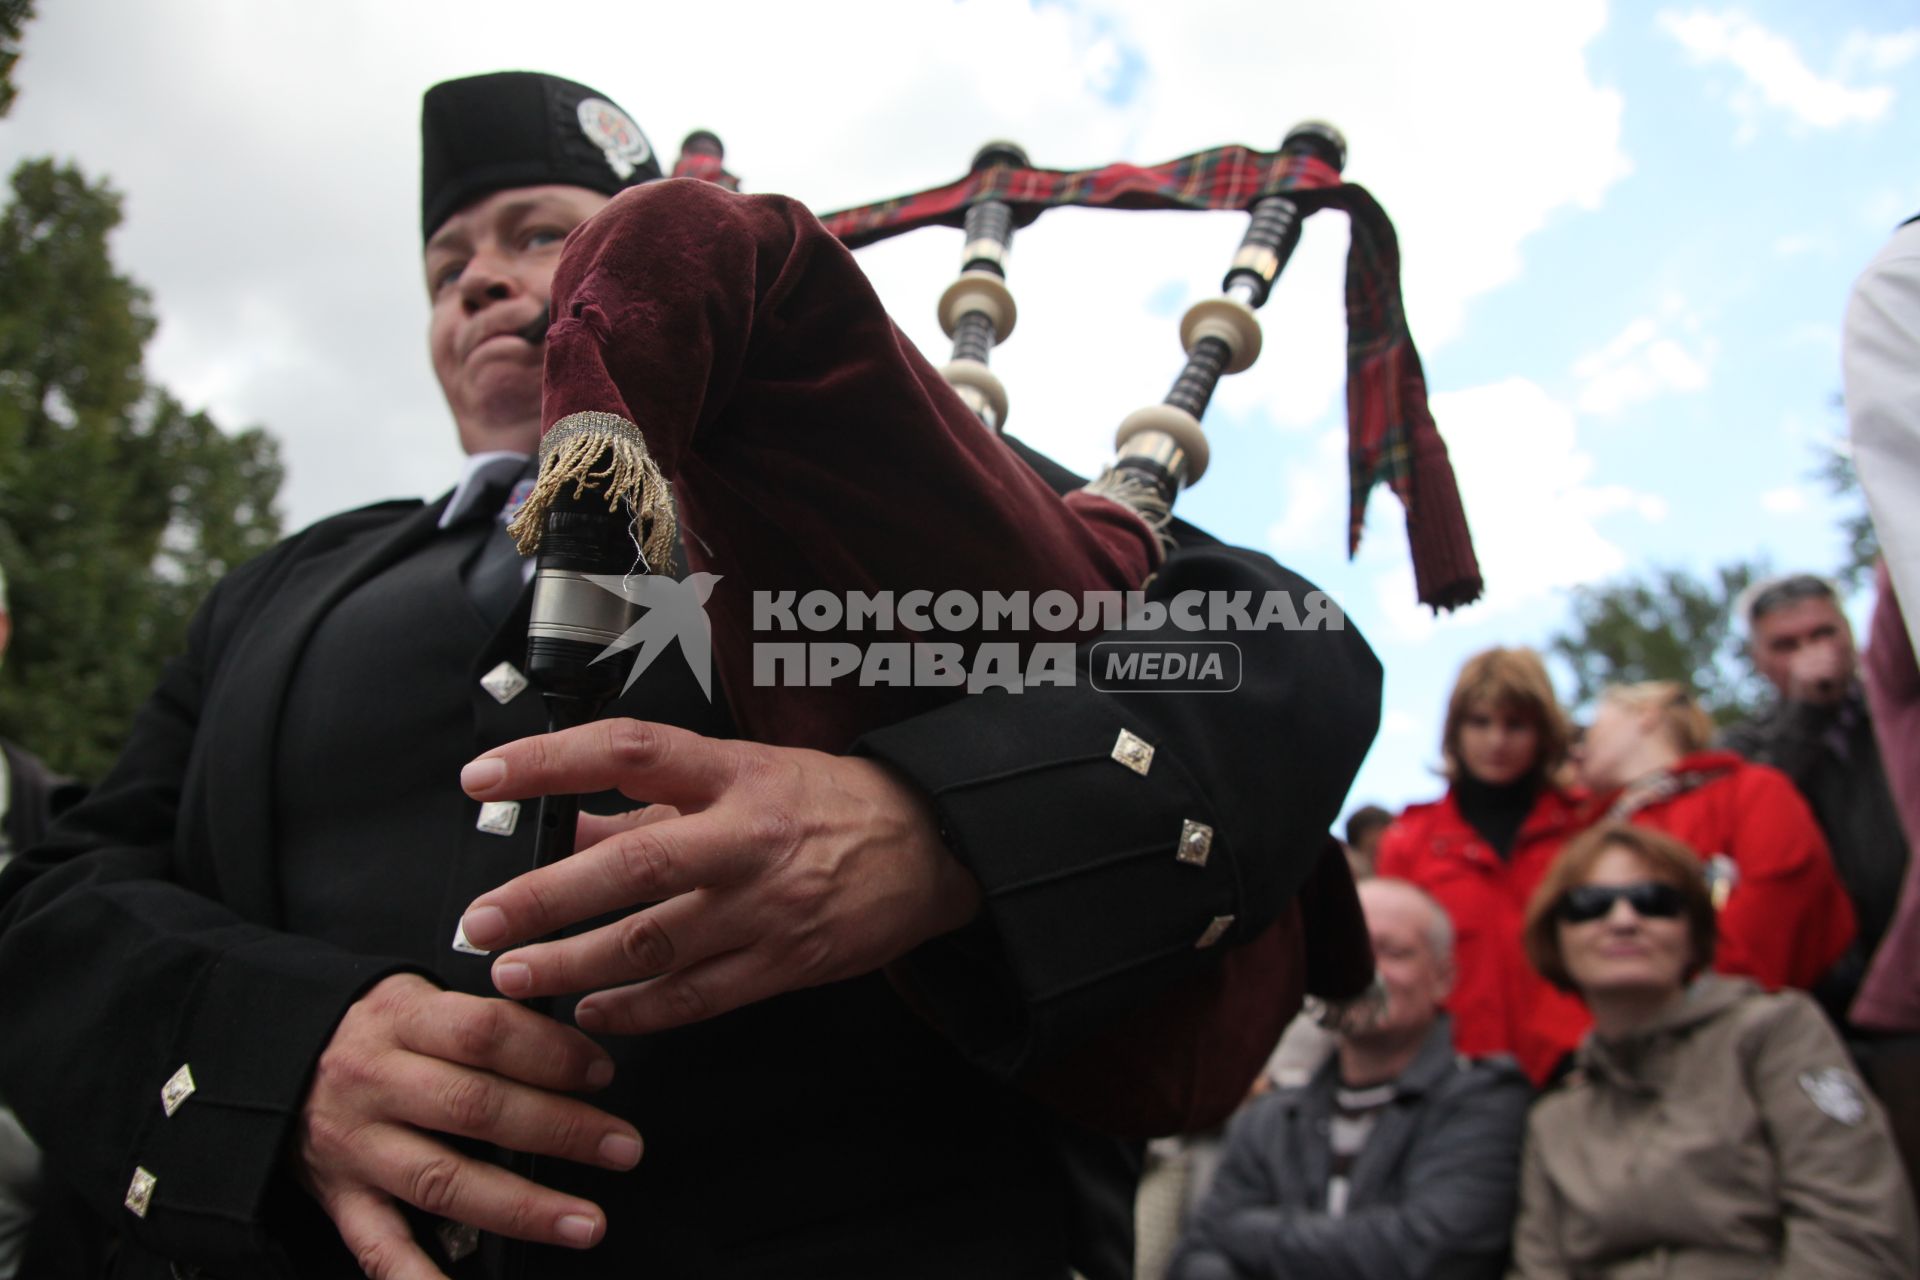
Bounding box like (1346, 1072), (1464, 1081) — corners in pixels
(1815, 440), (1877, 593)
(0, 159), (283, 780)
(1548, 561), (1769, 729)
(0, 0), (32, 117)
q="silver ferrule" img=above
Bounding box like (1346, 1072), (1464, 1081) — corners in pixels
(1225, 278), (1261, 308)
(527, 568), (642, 647)
(1116, 429), (1193, 485)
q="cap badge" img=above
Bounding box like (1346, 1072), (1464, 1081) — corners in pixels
(577, 98), (652, 180)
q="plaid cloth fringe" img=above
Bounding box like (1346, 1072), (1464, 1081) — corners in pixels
(819, 144), (1483, 610)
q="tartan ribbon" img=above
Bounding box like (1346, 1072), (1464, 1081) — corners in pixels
(819, 143), (1483, 610)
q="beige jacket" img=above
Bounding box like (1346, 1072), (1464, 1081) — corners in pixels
(1508, 974), (1919, 1278)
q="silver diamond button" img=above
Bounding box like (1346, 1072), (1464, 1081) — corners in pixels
(125, 1166), (157, 1218)
(450, 920), (490, 957)
(1111, 729), (1155, 776)
(480, 661), (529, 705)
(438, 1220), (481, 1262)
(161, 1064), (196, 1117)
(476, 800), (521, 837)
(1195, 914), (1235, 949)
(1177, 820), (1215, 867)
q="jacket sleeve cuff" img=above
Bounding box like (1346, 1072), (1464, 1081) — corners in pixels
(116, 938), (416, 1270)
(861, 683), (1246, 1075)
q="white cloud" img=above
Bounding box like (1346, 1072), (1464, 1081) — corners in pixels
(1381, 709), (1421, 740)
(1761, 485), (1809, 514)
(1839, 28), (1920, 75)
(1658, 9), (1897, 133)
(1771, 232), (1829, 257)
(1368, 377), (1657, 644)
(1572, 302), (1715, 415)
(1262, 429), (1348, 557)
(1779, 323), (1839, 357)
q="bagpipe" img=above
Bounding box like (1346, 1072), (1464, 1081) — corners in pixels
(503, 126), (1463, 1132)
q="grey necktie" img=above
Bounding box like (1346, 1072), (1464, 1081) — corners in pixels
(461, 457), (540, 627)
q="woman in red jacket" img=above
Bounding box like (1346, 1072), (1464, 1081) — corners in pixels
(1376, 647), (1590, 1083)
(1577, 680), (1856, 992)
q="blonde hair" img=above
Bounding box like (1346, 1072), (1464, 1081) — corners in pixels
(1440, 647), (1570, 783)
(1601, 681), (1715, 755)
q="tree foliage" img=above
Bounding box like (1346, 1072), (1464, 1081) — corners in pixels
(0, 159), (283, 780)
(1816, 441), (1878, 593)
(1547, 417), (1879, 729)
(0, 0), (32, 117)
(1548, 561), (1770, 729)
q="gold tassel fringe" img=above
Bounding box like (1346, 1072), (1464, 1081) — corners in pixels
(505, 411), (678, 573)
(1082, 466), (1175, 563)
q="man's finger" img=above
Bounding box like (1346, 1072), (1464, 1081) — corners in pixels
(574, 946), (789, 1037)
(462, 719), (747, 808)
(394, 991), (613, 1093)
(324, 1185), (449, 1280)
(375, 1053), (642, 1171)
(575, 804), (679, 851)
(489, 889), (752, 1001)
(363, 1124), (607, 1250)
(459, 809), (762, 953)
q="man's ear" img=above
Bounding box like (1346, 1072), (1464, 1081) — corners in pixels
(1430, 956), (1455, 1003)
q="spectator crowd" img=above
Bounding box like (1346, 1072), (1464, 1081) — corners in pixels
(1151, 567), (1920, 1277)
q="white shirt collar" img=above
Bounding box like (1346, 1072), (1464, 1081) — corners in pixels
(438, 451), (531, 530)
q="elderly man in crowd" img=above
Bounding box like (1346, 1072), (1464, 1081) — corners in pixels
(1167, 878), (1530, 1280)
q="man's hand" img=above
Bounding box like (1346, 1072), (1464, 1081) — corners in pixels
(453, 719), (983, 1034)
(1786, 638), (1854, 705)
(295, 974), (643, 1280)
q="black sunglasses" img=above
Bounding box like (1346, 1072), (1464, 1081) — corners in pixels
(1557, 881), (1686, 925)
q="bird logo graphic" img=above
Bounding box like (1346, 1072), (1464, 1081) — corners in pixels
(585, 571), (723, 699)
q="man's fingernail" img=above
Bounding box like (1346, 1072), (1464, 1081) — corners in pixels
(461, 757), (507, 792)
(576, 1003), (608, 1033)
(450, 920), (489, 956)
(493, 961), (531, 995)
(461, 906), (508, 949)
(586, 1058), (615, 1089)
(599, 1133), (642, 1168)
(557, 1214), (600, 1247)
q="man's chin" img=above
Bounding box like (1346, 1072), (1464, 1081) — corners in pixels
(455, 414), (542, 457)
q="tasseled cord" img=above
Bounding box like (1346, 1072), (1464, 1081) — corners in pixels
(506, 411), (678, 573)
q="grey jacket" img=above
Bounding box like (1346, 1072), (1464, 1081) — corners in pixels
(1169, 1015), (1532, 1279)
(1509, 974), (1920, 1278)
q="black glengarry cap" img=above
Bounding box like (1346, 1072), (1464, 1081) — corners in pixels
(421, 71), (662, 242)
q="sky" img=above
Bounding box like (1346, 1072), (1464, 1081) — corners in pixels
(3, 0), (1916, 817)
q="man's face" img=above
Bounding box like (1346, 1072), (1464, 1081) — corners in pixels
(425, 184), (612, 456)
(1344, 881), (1451, 1048)
(1749, 595), (1855, 701)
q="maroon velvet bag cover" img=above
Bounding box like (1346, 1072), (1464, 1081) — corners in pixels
(539, 179), (1365, 1134)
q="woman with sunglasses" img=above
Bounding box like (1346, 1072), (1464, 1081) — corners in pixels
(1509, 824), (1917, 1277)
(1376, 648), (1589, 1084)
(1576, 680), (1855, 995)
